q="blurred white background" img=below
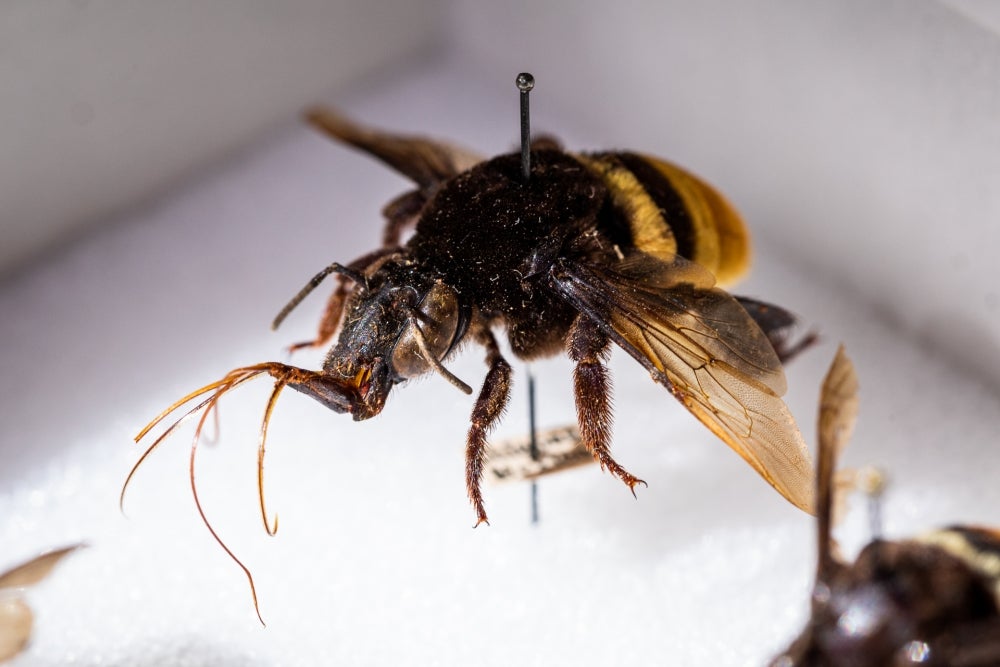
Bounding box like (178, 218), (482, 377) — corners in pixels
(2, 2), (1000, 665)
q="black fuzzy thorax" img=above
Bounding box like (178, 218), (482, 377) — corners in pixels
(408, 150), (622, 357)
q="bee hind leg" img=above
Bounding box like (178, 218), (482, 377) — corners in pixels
(465, 326), (513, 527)
(568, 315), (646, 495)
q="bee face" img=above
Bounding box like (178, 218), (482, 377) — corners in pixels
(317, 260), (467, 421)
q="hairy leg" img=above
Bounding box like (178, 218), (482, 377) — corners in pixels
(465, 324), (512, 526)
(568, 314), (645, 494)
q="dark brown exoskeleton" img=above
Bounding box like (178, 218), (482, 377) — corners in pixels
(125, 97), (817, 619)
(772, 348), (1000, 666)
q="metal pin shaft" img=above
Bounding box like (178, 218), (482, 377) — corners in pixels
(528, 370), (539, 524)
(516, 72), (534, 182)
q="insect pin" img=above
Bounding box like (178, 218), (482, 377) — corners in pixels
(772, 347), (1000, 666)
(0, 544), (83, 663)
(123, 73), (817, 620)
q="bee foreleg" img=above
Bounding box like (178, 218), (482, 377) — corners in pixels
(568, 315), (646, 496)
(465, 326), (512, 527)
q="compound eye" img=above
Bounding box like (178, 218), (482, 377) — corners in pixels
(391, 281), (461, 379)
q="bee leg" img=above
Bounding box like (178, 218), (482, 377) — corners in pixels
(380, 190), (425, 247)
(735, 296), (818, 364)
(465, 326), (513, 526)
(568, 315), (646, 495)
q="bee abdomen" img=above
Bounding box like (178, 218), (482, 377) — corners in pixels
(917, 526), (1000, 605)
(578, 152), (750, 287)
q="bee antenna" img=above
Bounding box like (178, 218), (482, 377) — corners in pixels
(272, 262), (363, 331)
(516, 72), (534, 182)
(405, 310), (473, 395)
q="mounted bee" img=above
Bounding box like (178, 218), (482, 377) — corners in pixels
(772, 347), (1000, 666)
(124, 74), (815, 618)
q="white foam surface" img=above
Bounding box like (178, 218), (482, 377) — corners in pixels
(2, 53), (999, 666)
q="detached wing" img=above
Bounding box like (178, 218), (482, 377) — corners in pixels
(552, 253), (814, 513)
(815, 346), (860, 575)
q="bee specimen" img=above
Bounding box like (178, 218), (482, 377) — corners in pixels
(124, 75), (815, 617)
(772, 347), (1000, 666)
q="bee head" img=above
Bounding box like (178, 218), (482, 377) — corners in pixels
(319, 259), (470, 420)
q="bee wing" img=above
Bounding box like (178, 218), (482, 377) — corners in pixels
(0, 544), (82, 591)
(552, 253), (814, 512)
(0, 598), (32, 662)
(815, 346), (859, 576)
(0, 544), (81, 662)
(305, 107), (484, 192)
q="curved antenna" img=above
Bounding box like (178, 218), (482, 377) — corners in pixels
(516, 72), (535, 182)
(272, 262), (365, 331)
(405, 310), (473, 395)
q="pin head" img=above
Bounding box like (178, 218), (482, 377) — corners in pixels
(516, 72), (535, 93)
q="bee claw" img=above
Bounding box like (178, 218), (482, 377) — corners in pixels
(627, 478), (648, 499)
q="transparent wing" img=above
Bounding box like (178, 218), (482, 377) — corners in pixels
(553, 253), (814, 512)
